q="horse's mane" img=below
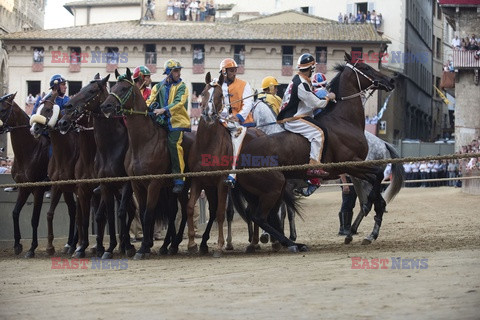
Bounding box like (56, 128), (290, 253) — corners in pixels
(321, 63), (345, 114)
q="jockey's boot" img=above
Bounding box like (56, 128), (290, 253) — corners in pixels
(307, 160), (329, 177)
(223, 176), (236, 189)
(172, 181), (184, 194)
(302, 183), (318, 197)
(338, 211), (347, 236)
(343, 211), (353, 235)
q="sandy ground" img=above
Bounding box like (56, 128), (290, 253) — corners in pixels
(0, 186), (479, 320)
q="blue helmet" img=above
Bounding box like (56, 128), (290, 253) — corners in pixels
(49, 74), (67, 89)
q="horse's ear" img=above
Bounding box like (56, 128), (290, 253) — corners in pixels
(345, 52), (352, 62)
(94, 73), (101, 80)
(218, 73), (224, 86)
(10, 92), (17, 101)
(205, 72), (211, 84)
(115, 69), (120, 79)
(102, 74), (110, 85)
(126, 67), (132, 79)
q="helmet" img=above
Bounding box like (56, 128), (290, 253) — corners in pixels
(312, 73), (327, 87)
(49, 74), (67, 89)
(163, 59), (183, 75)
(261, 76), (279, 91)
(297, 53), (316, 71)
(219, 58), (238, 74)
(133, 65), (152, 82)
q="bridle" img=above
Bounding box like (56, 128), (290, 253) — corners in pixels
(202, 80), (224, 120)
(108, 77), (152, 116)
(339, 62), (381, 102)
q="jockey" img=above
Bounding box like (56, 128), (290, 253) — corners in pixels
(133, 65), (153, 101)
(146, 59), (190, 193)
(219, 58), (254, 188)
(257, 76), (282, 115)
(31, 74), (70, 115)
(277, 53), (335, 178)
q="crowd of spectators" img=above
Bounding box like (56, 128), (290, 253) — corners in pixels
(164, 0), (217, 22)
(451, 34), (480, 51)
(459, 137), (480, 172)
(337, 10), (382, 30)
(403, 160), (459, 188)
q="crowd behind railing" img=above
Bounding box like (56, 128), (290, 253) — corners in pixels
(144, 0), (217, 22)
(337, 10), (383, 30)
(451, 33), (480, 51)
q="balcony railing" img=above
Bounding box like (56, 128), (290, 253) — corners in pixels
(453, 50), (480, 69)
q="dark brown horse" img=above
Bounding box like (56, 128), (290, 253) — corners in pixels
(231, 53), (395, 251)
(0, 93), (50, 258)
(187, 72), (268, 256)
(30, 91), (82, 257)
(58, 74), (137, 259)
(100, 68), (191, 259)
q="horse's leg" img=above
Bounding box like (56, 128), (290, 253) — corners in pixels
(170, 186), (189, 255)
(246, 222), (260, 253)
(73, 187), (92, 258)
(363, 193), (387, 245)
(225, 192), (235, 250)
(94, 198), (107, 258)
(12, 187), (31, 255)
(118, 183), (135, 257)
(199, 187), (217, 255)
(213, 185), (228, 258)
(134, 184), (159, 260)
(102, 186), (120, 259)
(345, 209), (364, 244)
(24, 187), (45, 258)
(45, 187), (62, 256)
(159, 189), (178, 255)
(287, 203), (297, 241)
(63, 192), (77, 255)
(186, 182), (202, 253)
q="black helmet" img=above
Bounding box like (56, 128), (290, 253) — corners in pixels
(297, 53), (316, 71)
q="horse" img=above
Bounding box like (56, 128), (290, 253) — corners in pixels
(346, 130), (404, 244)
(188, 72), (290, 256)
(57, 73), (137, 259)
(230, 53), (395, 252)
(100, 68), (192, 259)
(27, 91), (79, 257)
(0, 93), (50, 258)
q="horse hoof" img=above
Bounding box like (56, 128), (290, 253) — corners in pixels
(287, 245), (299, 253)
(225, 243), (234, 251)
(62, 244), (70, 254)
(101, 252), (113, 260)
(46, 247), (55, 256)
(72, 251), (85, 259)
(245, 245), (256, 254)
(188, 244), (198, 254)
(158, 247), (168, 256)
(125, 247), (136, 258)
(24, 251), (35, 259)
(260, 233), (269, 244)
(344, 236), (353, 244)
(133, 252), (150, 260)
(168, 246), (179, 255)
(212, 250), (222, 258)
(14, 244), (23, 255)
(271, 242), (282, 252)
(67, 246), (76, 255)
(299, 245), (309, 252)
(199, 245), (209, 255)
(361, 238), (373, 245)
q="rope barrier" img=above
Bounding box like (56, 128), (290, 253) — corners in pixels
(320, 175), (480, 187)
(1, 152), (479, 189)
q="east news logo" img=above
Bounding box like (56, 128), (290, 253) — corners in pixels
(351, 257), (429, 269)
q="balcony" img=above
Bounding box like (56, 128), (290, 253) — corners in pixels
(453, 50), (480, 69)
(32, 62), (43, 72)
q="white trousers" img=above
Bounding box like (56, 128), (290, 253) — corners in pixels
(284, 118), (325, 163)
(226, 121), (247, 179)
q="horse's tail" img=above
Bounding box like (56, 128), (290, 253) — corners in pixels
(384, 142), (405, 203)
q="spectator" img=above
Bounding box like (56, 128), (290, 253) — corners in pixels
(338, 12), (343, 23)
(199, 1), (207, 21)
(0, 159), (10, 174)
(167, 0), (174, 20)
(451, 35), (461, 49)
(207, 0), (215, 22)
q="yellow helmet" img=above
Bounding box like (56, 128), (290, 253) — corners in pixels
(261, 76), (279, 92)
(163, 59), (183, 75)
(219, 58), (238, 74)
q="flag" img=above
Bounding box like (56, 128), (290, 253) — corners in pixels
(433, 85), (450, 105)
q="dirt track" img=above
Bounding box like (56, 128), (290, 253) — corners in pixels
(0, 187), (479, 320)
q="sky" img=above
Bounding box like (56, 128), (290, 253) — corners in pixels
(44, 0), (74, 29)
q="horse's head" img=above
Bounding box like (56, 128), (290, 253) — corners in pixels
(0, 93), (17, 132)
(200, 72), (224, 123)
(100, 68), (136, 118)
(30, 91), (60, 138)
(343, 52), (395, 93)
(58, 73), (110, 133)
